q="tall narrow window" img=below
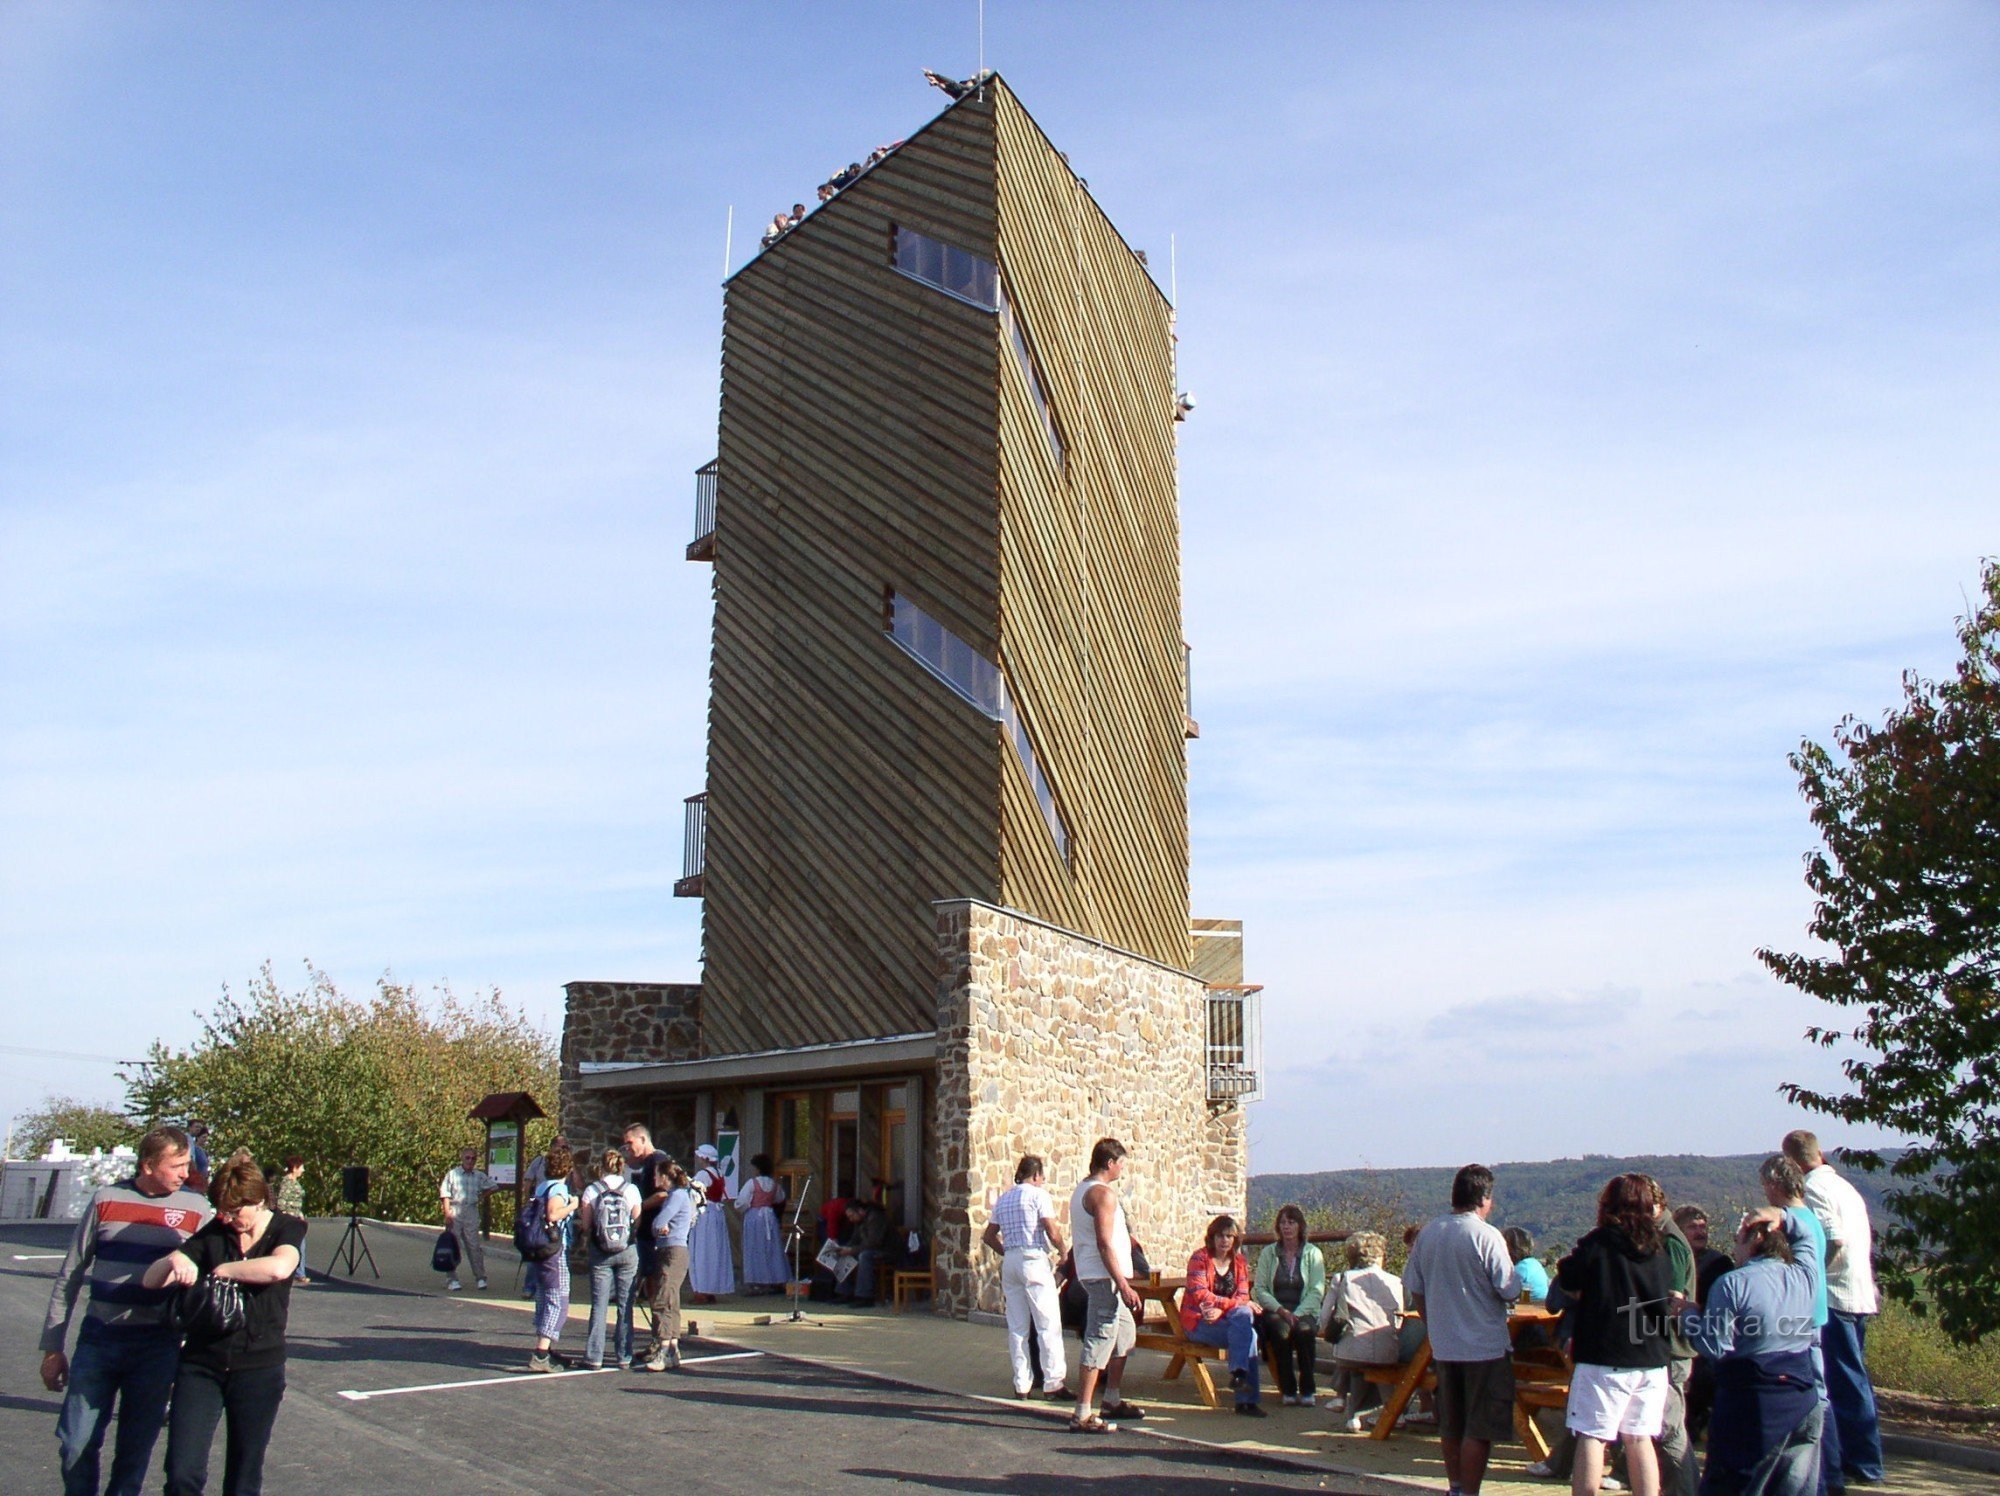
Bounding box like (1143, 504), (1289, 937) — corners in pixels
(1000, 286), (1065, 471)
(886, 590), (1070, 860)
(892, 225), (999, 311)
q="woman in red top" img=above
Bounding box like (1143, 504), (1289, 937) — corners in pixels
(1182, 1214), (1265, 1416)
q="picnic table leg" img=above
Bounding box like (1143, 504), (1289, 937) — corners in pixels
(1370, 1343), (1432, 1442)
(1190, 1357), (1220, 1410)
(1515, 1396), (1552, 1461)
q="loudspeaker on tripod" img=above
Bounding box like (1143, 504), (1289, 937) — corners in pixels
(341, 1166), (370, 1206)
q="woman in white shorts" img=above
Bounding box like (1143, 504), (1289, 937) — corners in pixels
(1554, 1172), (1677, 1496)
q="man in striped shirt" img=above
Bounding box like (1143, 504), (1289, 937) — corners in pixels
(39, 1124), (211, 1496)
(981, 1155), (1068, 1399)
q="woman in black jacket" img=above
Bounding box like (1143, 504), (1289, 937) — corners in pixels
(143, 1150), (308, 1496)
(1555, 1173), (1674, 1496)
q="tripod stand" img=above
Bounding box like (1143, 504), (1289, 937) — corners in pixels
(329, 1206), (379, 1279)
(776, 1174), (824, 1327)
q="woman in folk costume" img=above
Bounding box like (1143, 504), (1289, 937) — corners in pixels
(686, 1144), (736, 1298)
(735, 1153), (791, 1291)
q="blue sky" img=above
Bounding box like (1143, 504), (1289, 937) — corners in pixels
(3, 3), (1995, 1172)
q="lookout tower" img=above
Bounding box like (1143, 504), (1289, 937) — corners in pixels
(563, 75), (1261, 1315)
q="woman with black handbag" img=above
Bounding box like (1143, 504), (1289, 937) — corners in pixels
(142, 1150), (307, 1496)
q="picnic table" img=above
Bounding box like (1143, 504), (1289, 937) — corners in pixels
(1130, 1271), (1297, 1411)
(1129, 1273), (1235, 1410)
(1366, 1304), (1568, 1460)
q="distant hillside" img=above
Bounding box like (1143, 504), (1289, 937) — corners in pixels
(1251, 1153), (1906, 1255)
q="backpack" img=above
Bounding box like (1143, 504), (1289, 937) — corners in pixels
(513, 1183), (560, 1262)
(592, 1182), (632, 1253)
(432, 1228), (461, 1274)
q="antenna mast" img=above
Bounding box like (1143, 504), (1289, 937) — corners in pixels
(723, 205), (734, 280)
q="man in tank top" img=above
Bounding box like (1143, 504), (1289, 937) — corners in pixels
(1068, 1137), (1145, 1433)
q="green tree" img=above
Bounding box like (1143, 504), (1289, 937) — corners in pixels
(122, 962), (558, 1225)
(1759, 559), (2000, 1344)
(9, 1096), (137, 1158)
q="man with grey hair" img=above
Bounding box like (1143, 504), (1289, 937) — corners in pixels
(1784, 1130), (1884, 1487)
(439, 1146), (498, 1291)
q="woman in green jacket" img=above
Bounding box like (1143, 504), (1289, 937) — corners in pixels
(1253, 1204), (1328, 1405)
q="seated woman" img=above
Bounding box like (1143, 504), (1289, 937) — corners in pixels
(1322, 1230), (1404, 1431)
(1504, 1226), (1551, 1304)
(1252, 1204), (1327, 1406)
(1182, 1215), (1264, 1417)
(1504, 1225), (1557, 1360)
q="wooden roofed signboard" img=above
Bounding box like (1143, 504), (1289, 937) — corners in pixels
(469, 1091), (544, 1231)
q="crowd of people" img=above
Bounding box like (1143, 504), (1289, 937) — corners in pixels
(494, 1126), (912, 1375)
(756, 70), (991, 249)
(977, 1131), (1884, 1496)
(36, 1117), (1886, 1496)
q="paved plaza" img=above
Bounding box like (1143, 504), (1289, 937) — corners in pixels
(3, 1219), (1348, 1494)
(4, 1218), (1980, 1494)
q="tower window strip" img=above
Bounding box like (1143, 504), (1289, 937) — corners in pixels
(1000, 286), (1065, 471)
(891, 224), (999, 311)
(886, 590), (1071, 861)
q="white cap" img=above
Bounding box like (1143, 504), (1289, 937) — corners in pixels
(695, 1144), (719, 1162)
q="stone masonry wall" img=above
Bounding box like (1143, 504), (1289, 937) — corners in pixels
(559, 982), (702, 1165)
(932, 902), (1249, 1319)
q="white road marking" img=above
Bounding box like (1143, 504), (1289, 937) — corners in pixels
(12, 1254), (64, 1260)
(336, 1351), (762, 1401)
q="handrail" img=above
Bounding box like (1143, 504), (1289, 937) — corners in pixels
(689, 459), (718, 560)
(675, 793), (707, 896)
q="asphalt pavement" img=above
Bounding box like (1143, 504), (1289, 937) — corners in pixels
(3, 1219), (1353, 1493)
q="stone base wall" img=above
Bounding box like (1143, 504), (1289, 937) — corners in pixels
(559, 982), (702, 1165)
(931, 901), (1249, 1319)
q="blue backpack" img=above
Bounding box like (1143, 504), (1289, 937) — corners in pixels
(513, 1184), (560, 1262)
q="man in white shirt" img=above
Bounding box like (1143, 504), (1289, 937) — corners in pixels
(981, 1155), (1068, 1400)
(439, 1148), (499, 1291)
(1784, 1129), (1885, 1486)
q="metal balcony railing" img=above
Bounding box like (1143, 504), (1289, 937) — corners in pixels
(1205, 985), (1265, 1102)
(674, 792), (706, 897)
(688, 459), (718, 561)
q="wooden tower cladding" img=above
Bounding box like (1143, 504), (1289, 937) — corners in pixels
(990, 81), (1190, 972)
(700, 78), (1190, 1057)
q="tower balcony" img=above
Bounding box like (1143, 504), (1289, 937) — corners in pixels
(1205, 984), (1264, 1102)
(687, 458), (718, 561)
(674, 792), (707, 897)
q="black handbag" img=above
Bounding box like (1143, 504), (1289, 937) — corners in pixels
(170, 1275), (247, 1340)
